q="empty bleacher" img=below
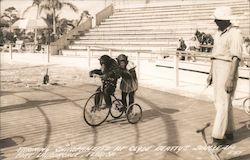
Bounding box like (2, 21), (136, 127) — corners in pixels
(62, 0), (250, 57)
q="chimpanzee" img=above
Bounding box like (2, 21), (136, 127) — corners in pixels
(89, 55), (130, 109)
(195, 30), (214, 52)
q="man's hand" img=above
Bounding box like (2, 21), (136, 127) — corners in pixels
(225, 76), (234, 93)
(207, 74), (213, 86)
(225, 56), (240, 93)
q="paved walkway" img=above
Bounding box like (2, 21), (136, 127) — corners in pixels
(0, 60), (250, 160)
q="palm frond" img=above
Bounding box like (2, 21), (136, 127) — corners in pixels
(62, 2), (78, 13)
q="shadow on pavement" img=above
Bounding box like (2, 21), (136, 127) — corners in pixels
(234, 124), (250, 144)
(0, 136), (25, 149)
(136, 96), (182, 159)
(227, 154), (250, 160)
(142, 108), (179, 122)
(0, 98), (69, 113)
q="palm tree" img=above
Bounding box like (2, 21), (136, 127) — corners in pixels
(41, 0), (78, 35)
(23, 0), (44, 44)
(42, 13), (75, 37)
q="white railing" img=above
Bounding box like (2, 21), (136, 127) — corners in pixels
(82, 45), (250, 87)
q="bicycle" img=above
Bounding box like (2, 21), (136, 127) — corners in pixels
(83, 74), (142, 127)
(243, 97), (250, 115)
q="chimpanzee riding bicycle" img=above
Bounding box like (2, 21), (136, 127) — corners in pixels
(83, 74), (142, 127)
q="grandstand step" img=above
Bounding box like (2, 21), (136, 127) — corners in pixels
(91, 26), (217, 32)
(105, 15), (249, 25)
(96, 24), (250, 32)
(101, 21), (216, 27)
(72, 39), (178, 45)
(77, 35), (181, 40)
(112, 8), (247, 19)
(115, 1), (248, 12)
(105, 15), (249, 24)
(84, 30), (208, 36)
(68, 44), (177, 51)
(59, 0), (249, 58)
(114, 5), (248, 16)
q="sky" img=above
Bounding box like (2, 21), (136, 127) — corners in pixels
(0, 0), (111, 20)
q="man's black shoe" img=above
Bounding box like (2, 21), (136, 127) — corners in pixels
(211, 138), (225, 147)
(225, 133), (234, 141)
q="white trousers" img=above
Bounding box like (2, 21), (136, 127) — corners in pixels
(212, 60), (237, 139)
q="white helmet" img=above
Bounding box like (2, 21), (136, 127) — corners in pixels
(212, 6), (233, 20)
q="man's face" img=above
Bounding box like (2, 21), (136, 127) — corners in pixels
(214, 19), (230, 31)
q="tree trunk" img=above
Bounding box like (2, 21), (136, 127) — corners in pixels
(52, 8), (56, 35)
(34, 5), (39, 45)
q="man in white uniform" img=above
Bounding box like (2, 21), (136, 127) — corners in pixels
(207, 6), (243, 146)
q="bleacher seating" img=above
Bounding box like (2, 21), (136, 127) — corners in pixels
(61, 0), (250, 56)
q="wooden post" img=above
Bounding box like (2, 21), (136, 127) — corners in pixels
(136, 52), (140, 80)
(9, 43), (13, 60)
(47, 45), (50, 63)
(173, 53), (179, 87)
(87, 46), (91, 67)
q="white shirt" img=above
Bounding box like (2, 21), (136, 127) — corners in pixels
(212, 25), (243, 61)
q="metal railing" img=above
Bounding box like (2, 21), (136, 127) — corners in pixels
(82, 45), (250, 87)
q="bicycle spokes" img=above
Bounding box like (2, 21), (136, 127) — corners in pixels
(83, 93), (110, 127)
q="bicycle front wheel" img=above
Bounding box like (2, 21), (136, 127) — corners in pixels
(126, 103), (142, 124)
(83, 92), (110, 127)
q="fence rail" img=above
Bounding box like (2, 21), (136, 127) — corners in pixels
(2, 43), (250, 87)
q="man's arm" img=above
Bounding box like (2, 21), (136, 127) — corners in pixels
(225, 57), (240, 93)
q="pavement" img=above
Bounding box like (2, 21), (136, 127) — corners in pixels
(0, 52), (250, 160)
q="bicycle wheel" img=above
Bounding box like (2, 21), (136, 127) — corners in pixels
(110, 99), (124, 118)
(243, 98), (250, 115)
(126, 103), (142, 124)
(83, 92), (110, 127)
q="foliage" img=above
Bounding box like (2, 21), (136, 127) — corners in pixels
(40, 0), (78, 36)
(1, 7), (20, 26)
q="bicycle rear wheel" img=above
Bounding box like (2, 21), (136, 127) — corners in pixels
(243, 98), (250, 115)
(110, 99), (124, 118)
(83, 92), (110, 127)
(126, 103), (142, 124)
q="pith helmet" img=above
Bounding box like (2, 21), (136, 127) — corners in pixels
(212, 6), (233, 20)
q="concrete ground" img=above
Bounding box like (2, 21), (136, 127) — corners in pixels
(0, 53), (250, 160)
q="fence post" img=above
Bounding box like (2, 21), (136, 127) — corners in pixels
(87, 46), (91, 67)
(173, 53), (179, 87)
(47, 45), (50, 63)
(9, 43), (13, 60)
(136, 52), (140, 80)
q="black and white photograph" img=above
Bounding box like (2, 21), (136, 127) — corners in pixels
(0, 0), (250, 159)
